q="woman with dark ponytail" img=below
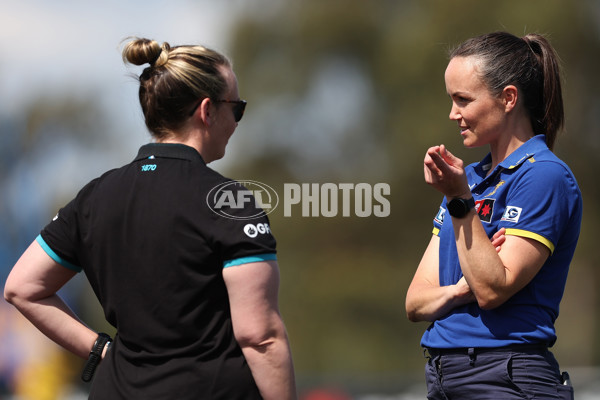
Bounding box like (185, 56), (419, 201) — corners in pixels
(406, 31), (580, 399)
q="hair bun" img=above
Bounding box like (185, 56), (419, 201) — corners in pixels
(122, 37), (169, 67)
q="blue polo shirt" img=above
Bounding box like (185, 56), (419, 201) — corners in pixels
(422, 135), (582, 349)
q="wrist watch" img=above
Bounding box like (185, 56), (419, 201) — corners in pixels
(81, 333), (112, 382)
(447, 197), (475, 218)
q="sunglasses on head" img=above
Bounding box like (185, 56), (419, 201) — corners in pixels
(188, 98), (247, 122)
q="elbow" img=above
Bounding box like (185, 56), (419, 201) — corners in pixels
(4, 283), (21, 307)
(477, 300), (497, 311)
(237, 336), (276, 352)
(405, 303), (429, 323)
(405, 293), (426, 322)
(478, 300), (504, 311)
(470, 281), (510, 310)
(4, 278), (39, 308)
(4, 269), (23, 306)
(406, 308), (434, 323)
(235, 321), (286, 350)
(406, 311), (420, 323)
(236, 330), (278, 352)
(475, 292), (505, 311)
(405, 303), (420, 322)
(3, 288), (13, 305)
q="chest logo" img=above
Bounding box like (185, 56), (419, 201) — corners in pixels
(475, 199), (495, 223)
(141, 164), (157, 172)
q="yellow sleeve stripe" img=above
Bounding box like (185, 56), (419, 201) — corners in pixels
(432, 227), (440, 236)
(505, 228), (555, 254)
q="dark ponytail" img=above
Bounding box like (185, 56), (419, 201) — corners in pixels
(450, 32), (564, 150)
(522, 34), (564, 150)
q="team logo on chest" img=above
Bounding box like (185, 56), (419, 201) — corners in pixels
(475, 199), (495, 223)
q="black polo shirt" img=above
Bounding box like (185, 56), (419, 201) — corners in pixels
(38, 143), (276, 399)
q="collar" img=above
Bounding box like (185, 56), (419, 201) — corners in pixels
(474, 134), (548, 176)
(134, 143), (205, 163)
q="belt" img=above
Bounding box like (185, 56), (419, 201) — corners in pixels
(426, 343), (548, 358)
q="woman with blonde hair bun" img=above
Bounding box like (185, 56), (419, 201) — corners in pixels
(5, 37), (297, 400)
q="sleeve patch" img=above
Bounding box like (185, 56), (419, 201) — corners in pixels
(500, 206), (522, 223)
(434, 207), (445, 225)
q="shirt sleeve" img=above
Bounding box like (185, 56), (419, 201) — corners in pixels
(207, 184), (278, 268)
(39, 197), (83, 272)
(38, 178), (102, 272)
(498, 161), (581, 254)
(432, 198), (448, 236)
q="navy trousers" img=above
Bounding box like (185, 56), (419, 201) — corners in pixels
(424, 346), (574, 399)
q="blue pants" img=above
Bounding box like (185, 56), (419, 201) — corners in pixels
(424, 346), (574, 399)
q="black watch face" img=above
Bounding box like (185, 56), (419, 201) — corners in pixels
(448, 198), (468, 217)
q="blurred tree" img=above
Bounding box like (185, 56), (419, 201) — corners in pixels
(225, 0), (600, 387)
(0, 94), (116, 398)
(2, 94), (108, 276)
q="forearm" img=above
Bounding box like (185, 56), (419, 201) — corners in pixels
(453, 209), (508, 309)
(224, 261), (297, 399)
(406, 235), (475, 322)
(240, 326), (297, 400)
(406, 279), (474, 322)
(7, 293), (97, 359)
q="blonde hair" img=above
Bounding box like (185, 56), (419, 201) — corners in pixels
(122, 37), (232, 138)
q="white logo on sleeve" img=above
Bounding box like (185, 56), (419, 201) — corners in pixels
(243, 223), (271, 238)
(501, 206), (522, 223)
(434, 206), (446, 225)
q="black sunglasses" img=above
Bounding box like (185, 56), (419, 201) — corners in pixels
(188, 99), (247, 122)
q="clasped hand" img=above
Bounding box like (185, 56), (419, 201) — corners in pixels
(424, 144), (471, 199)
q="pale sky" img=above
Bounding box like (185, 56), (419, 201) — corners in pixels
(1, 1), (235, 115)
(1, 0), (382, 215)
(0, 1), (248, 242)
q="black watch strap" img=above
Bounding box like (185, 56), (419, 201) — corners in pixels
(81, 333), (112, 382)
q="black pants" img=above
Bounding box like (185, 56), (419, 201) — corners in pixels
(424, 346), (574, 399)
